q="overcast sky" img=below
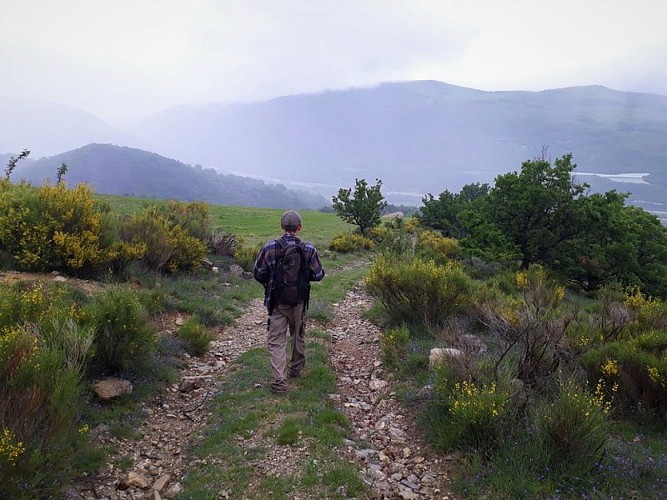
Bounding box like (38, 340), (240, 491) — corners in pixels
(2, 0), (666, 123)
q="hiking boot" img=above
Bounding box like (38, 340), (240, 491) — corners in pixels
(270, 385), (287, 395)
(288, 370), (301, 378)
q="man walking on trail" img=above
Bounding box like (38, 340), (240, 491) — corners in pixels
(253, 210), (325, 394)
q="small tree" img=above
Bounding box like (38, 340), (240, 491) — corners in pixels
(4, 149), (30, 180)
(332, 178), (387, 235)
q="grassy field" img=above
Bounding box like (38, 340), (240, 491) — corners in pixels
(96, 194), (355, 248)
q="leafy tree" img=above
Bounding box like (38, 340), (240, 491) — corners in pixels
(418, 182), (489, 238)
(332, 178), (387, 235)
(551, 191), (667, 297)
(480, 154), (587, 269)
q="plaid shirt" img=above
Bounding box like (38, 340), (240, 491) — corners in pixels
(253, 233), (325, 308)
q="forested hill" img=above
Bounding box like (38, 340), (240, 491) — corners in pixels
(11, 144), (328, 209)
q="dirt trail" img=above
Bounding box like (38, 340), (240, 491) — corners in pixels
(73, 284), (455, 499)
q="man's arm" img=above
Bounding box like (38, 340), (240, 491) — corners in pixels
(307, 245), (325, 282)
(253, 246), (270, 285)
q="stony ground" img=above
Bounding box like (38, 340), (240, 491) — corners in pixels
(72, 284), (456, 499)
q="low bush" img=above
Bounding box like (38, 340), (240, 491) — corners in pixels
(329, 232), (374, 253)
(178, 317), (214, 356)
(84, 286), (156, 374)
(533, 378), (611, 468)
(428, 366), (511, 452)
(234, 238), (262, 271)
(579, 340), (667, 414)
(415, 230), (461, 264)
(119, 204), (207, 273)
(0, 182), (124, 274)
(624, 289), (667, 334)
(379, 325), (410, 368)
(365, 256), (475, 327)
(0, 326), (85, 497)
(476, 267), (572, 388)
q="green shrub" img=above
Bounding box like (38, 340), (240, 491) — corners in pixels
(329, 232), (374, 253)
(0, 326), (85, 497)
(234, 238), (262, 271)
(365, 255), (474, 327)
(379, 325), (410, 368)
(178, 317), (214, 356)
(579, 340), (667, 414)
(476, 267), (571, 388)
(533, 378), (610, 468)
(429, 369), (511, 451)
(85, 287), (156, 373)
(160, 200), (212, 242)
(119, 204), (207, 273)
(624, 289), (667, 333)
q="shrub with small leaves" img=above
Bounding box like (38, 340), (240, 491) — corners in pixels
(365, 256), (474, 327)
(415, 230), (461, 264)
(0, 182), (120, 274)
(579, 339), (667, 414)
(119, 204), (207, 272)
(533, 378), (611, 468)
(178, 317), (214, 357)
(329, 232), (374, 253)
(379, 325), (410, 368)
(234, 237), (262, 271)
(85, 286), (156, 373)
(0, 326), (84, 497)
(430, 371), (510, 451)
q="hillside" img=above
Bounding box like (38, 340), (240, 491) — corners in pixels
(0, 96), (146, 156)
(13, 144), (328, 209)
(131, 81), (667, 203)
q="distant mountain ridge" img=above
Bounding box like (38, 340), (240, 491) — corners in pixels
(0, 96), (146, 157)
(129, 81), (667, 203)
(3, 81), (667, 209)
(12, 144), (327, 209)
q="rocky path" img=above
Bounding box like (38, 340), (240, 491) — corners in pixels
(74, 299), (269, 499)
(74, 284), (455, 499)
(329, 284), (455, 499)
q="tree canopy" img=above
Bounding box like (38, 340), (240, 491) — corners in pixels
(418, 154), (667, 297)
(332, 178), (387, 235)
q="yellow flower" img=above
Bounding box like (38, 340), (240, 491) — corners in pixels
(601, 358), (619, 377)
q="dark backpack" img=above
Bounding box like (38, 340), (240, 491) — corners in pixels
(271, 237), (311, 309)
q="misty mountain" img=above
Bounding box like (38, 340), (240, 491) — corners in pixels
(0, 96), (146, 157)
(131, 81), (667, 204)
(12, 144), (327, 209)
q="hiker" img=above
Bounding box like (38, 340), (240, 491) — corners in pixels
(253, 210), (325, 394)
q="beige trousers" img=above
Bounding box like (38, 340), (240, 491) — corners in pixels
(267, 303), (306, 392)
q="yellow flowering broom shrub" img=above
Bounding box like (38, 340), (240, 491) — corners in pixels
(329, 232), (374, 253)
(0, 326), (84, 496)
(119, 203), (207, 272)
(579, 338), (667, 414)
(415, 229), (461, 265)
(533, 378), (612, 467)
(0, 181), (144, 274)
(365, 255), (474, 327)
(429, 367), (511, 451)
(84, 286), (156, 373)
